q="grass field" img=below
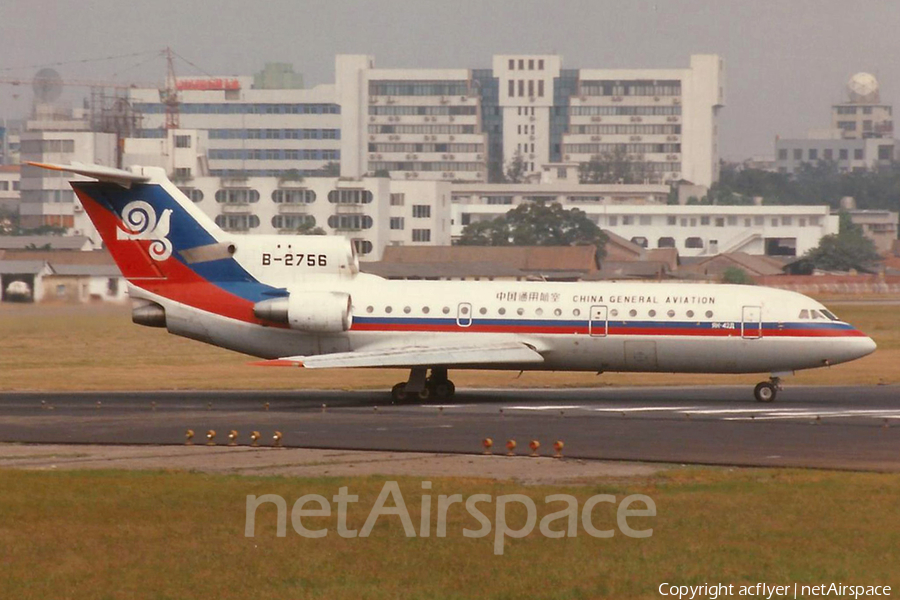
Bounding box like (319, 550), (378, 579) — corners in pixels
(0, 467), (897, 599)
(0, 301), (897, 391)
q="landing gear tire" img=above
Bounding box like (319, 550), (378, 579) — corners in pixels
(391, 383), (408, 403)
(754, 382), (777, 403)
(416, 386), (432, 401)
(432, 380), (456, 400)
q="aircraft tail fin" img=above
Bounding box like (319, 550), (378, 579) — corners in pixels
(28, 162), (229, 283)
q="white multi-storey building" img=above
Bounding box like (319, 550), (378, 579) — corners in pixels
(129, 66), (340, 179)
(337, 53), (724, 187)
(171, 175), (451, 260)
(17, 105), (116, 239)
(451, 195), (836, 258)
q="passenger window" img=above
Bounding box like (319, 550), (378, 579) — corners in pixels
(499, 308), (506, 315)
(385, 306), (393, 314)
(629, 309), (637, 317)
(479, 307), (487, 315)
(554, 308), (562, 316)
(404, 306), (411, 314)
(686, 310), (695, 318)
(705, 311), (713, 318)
(667, 310), (675, 318)
(366, 306), (374, 313)
(442, 307), (450, 314)
(648, 309), (657, 317)
(422, 307), (430, 314)
(517, 308), (524, 316)
(573, 308), (581, 317)
(610, 309), (618, 317)
(799, 309), (809, 319)
(535, 308), (544, 316)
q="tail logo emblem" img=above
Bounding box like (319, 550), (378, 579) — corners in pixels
(117, 201), (173, 261)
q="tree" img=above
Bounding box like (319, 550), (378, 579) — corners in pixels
(296, 221), (327, 236)
(313, 161), (340, 177)
(721, 267), (754, 285)
(578, 146), (651, 184)
(802, 212), (881, 272)
(456, 201), (608, 260)
(505, 151), (526, 183)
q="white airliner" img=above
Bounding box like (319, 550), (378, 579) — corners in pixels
(32, 162), (876, 403)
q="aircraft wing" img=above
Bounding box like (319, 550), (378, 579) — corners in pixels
(254, 341), (545, 369)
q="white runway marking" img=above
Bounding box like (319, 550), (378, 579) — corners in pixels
(592, 406), (700, 413)
(682, 408), (800, 415)
(502, 405), (585, 411)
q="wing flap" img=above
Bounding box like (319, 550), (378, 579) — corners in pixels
(254, 341), (544, 369)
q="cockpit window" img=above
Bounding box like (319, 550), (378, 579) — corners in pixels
(820, 309), (839, 321)
(798, 309), (809, 319)
(810, 310), (822, 320)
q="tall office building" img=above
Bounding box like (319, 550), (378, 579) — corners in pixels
(337, 53), (724, 187)
(129, 64), (340, 179)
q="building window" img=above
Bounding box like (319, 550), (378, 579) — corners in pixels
(658, 237), (675, 248)
(878, 145), (893, 160)
(808, 149), (818, 161)
(508, 80), (515, 97)
(824, 148), (833, 160)
(715, 217), (724, 227)
(327, 189), (373, 204)
(353, 239), (373, 255)
(609, 216), (618, 226)
(327, 214), (373, 230)
(528, 59), (534, 70)
(175, 135), (192, 148)
(667, 216), (677, 225)
(412, 205), (431, 218)
(412, 228), (431, 242)
(778, 149), (787, 160)
(622, 216), (634, 225)
(639, 215), (652, 225)
(107, 278), (119, 296)
(272, 189), (316, 203)
(508, 59), (514, 70)
(390, 193), (405, 206)
(793, 149), (802, 160)
(727, 216), (737, 226)
(215, 189), (260, 203)
(390, 217), (404, 230)
(700, 216), (710, 225)
(854, 149), (864, 160)
(518, 59), (524, 70)
(538, 80), (545, 97)
(839, 149), (849, 160)
(272, 215), (316, 229)
(685, 237), (703, 248)
(782, 216), (792, 226)
(631, 236), (648, 248)
(538, 59), (544, 70)
(179, 187), (204, 202)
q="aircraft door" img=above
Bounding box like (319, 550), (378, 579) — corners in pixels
(589, 305), (608, 337)
(742, 305), (762, 339)
(457, 302), (473, 328)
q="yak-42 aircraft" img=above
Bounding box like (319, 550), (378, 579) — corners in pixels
(32, 162), (876, 403)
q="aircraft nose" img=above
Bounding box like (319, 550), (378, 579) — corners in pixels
(858, 336), (877, 358)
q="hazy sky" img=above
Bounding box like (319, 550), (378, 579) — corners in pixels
(2, 0), (899, 160)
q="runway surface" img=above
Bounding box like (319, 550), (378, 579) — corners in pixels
(1, 385), (899, 471)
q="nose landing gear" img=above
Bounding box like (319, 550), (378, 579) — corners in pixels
(391, 367), (456, 403)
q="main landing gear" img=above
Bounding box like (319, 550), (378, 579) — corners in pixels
(753, 376), (783, 403)
(391, 367), (456, 403)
